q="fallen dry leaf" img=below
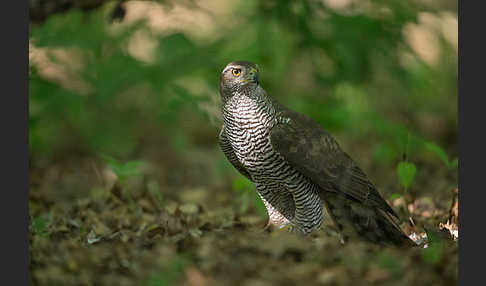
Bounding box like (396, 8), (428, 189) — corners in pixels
(185, 267), (211, 286)
(439, 188), (458, 240)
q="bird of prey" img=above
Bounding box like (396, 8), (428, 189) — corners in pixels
(218, 61), (415, 247)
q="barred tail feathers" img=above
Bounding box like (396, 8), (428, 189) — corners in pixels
(323, 193), (415, 247)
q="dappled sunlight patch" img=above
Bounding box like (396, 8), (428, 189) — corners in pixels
(401, 11), (457, 69)
(403, 21), (440, 67)
(110, 0), (233, 42)
(29, 42), (92, 94)
(126, 28), (158, 63)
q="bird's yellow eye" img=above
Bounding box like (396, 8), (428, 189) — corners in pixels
(232, 68), (241, 77)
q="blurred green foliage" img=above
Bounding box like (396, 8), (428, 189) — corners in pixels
(376, 250), (404, 278)
(422, 230), (444, 264)
(232, 176), (267, 216)
(29, 0), (457, 203)
(100, 154), (146, 183)
(423, 141), (458, 169)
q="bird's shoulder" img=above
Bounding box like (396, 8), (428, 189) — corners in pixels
(270, 105), (344, 170)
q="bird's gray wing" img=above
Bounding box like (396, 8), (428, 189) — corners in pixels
(269, 107), (398, 218)
(219, 126), (253, 181)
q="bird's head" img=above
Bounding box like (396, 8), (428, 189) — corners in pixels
(219, 61), (259, 98)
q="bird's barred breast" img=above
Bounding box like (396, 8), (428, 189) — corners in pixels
(223, 95), (300, 182)
(222, 93), (324, 233)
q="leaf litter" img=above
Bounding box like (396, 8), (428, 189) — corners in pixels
(29, 157), (458, 286)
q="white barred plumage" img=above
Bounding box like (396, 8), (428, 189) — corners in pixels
(221, 89), (323, 233)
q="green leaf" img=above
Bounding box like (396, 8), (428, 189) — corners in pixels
(32, 216), (49, 236)
(389, 193), (402, 201)
(100, 154), (145, 179)
(232, 177), (246, 192)
(253, 191), (267, 217)
(240, 191), (249, 214)
(423, 141), (450, 166)
(232, 176), (253, 192)
(232, 176), (258, 215)
(117, 160), (146, 177)
(449, 158), (458, 169)
(99, 153), (121, 168)
(397, 161), (416, 189)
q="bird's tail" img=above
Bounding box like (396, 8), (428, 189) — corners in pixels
(322, 193), (416, 247)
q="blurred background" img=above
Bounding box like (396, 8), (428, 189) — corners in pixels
(29, 0), (458, 285)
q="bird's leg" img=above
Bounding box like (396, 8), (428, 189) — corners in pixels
(255, 184), (292, 231)
(286, 181), (323, 234)
(270, 224), (296, 237)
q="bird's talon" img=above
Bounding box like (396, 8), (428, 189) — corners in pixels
(270, 224), (293, 236)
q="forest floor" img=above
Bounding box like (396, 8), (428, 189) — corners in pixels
(29, 143), (458, 286)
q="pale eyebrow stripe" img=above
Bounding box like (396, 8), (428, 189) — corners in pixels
(222, 65), (241, 74)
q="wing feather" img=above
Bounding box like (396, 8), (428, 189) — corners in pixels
(270, 107), (398, 218)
